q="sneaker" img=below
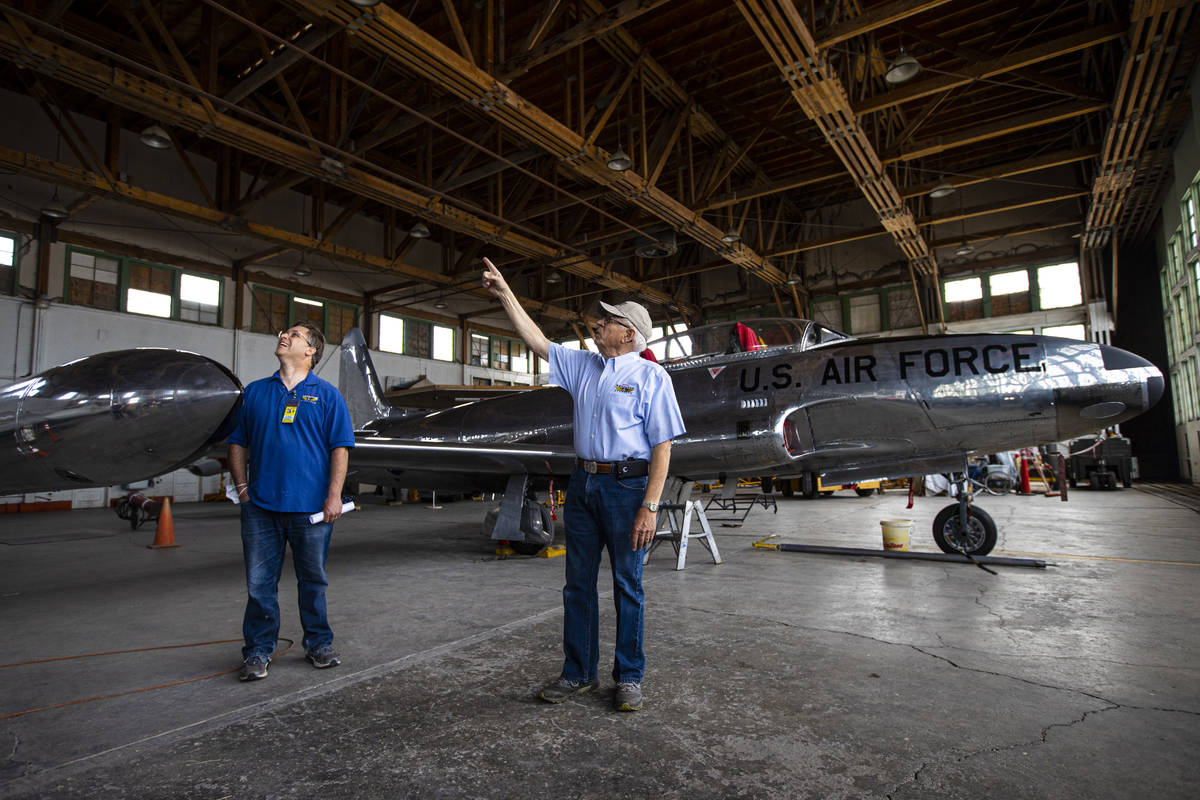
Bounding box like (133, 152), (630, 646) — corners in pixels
(305, 646), (341, 669)
(537, 676), (599, 704)
(238, 655), (269, 682)
(614, 682), (643, 712)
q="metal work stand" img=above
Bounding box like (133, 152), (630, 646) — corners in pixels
(643, 499), (723, 570)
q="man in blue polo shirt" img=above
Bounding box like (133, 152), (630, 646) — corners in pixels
(228, 322), (355, 682)
(483, 257), (685, 712)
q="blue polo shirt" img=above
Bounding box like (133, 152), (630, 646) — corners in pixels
(549, 343), (685, 462)
(227, 370), (355, 513)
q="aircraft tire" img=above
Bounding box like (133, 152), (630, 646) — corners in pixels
(932, 504), (997, 556)
(780, 481), (794, 497)
(800, 472), (817, 499)
(854, 488), (874, 497)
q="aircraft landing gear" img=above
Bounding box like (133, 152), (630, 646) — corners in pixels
(932, 475), (997, 556)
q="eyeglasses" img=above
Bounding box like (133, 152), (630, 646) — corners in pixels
(278, 329), (311, 344)
(600, 314), (632, 330)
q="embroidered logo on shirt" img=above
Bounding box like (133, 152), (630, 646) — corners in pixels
(614, 384), (635, 393)
(302, 395), (319, 403)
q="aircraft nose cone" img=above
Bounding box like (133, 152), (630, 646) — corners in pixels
(1055, 343), (1163, 440)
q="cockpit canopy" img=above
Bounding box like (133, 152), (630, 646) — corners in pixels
(649, 318), (852, 366)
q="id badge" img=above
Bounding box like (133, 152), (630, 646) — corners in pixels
(281, 403), (298, 424)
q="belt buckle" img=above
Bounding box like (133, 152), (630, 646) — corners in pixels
(583, 460), (598, 474)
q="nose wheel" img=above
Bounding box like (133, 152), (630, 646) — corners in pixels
(932, 473), (998, 556)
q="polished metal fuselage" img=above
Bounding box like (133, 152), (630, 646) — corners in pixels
(351, 323), (1162, 491)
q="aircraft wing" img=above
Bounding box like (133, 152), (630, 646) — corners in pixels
(351, 437), (578, 476)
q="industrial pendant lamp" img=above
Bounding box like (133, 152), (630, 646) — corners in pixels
(41, 188), (69, 219)
(433, 295), (448, 309)
(410, 221), (431, 239)
(929, 177), (955, 199)
(545, 270), (562, 284)
(606, 148), (632, 172)
(139, 125), (172, 150)
(292, 253), (311, 277)
(884, 48), (921, 85)
(954, 240), (974, 257)
(347, 0), (384, 7)
(721, 227), (741, 244)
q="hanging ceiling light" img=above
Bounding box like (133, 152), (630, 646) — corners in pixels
(292, 253), (311, 277)
(785, 269), (803, 286)
(139, 124), (172, 150)
(41, 188), (68, 219)
(928, 177), (956, 199)
(954, 240), (974, 257)
(721, 227), (741, 244)
(347, 0), (384, 6)
(410, 221), (431, 239)
(545, 270), (562, 284)
(884, 48), (921, 85)
(606, 148), (632, 172)
(433, 296), (448, 309)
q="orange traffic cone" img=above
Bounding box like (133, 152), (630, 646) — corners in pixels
(148, 497), (180, 549)
(1018, 455), (1032, 495)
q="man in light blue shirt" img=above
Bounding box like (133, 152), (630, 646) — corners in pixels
(483, 257), (685, 712)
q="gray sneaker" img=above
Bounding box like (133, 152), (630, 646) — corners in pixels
(305, 646), (341, 669)
(614, 681), (643, 711)
(537, 676), (599, 703)
(238, 655), (269, 682)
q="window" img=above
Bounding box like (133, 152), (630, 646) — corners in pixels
(811, 298), (842, 330)
(1037, 262), (1082, 310)
(848, 294), (880, 334)
(327, 303), (357, 343)
(988, 270), (1031, 316)
(67, 249), (119, 311)
(470, 333), (489, 366)
(379, 314), (404, 354)
(943, 276), (983, 321)
(405, 319), (431, 359)
(251, 287), (289, 335)
(179, 274), (220, 324)
(127, 262), (174, 318)
(1042, 324), (1086, 340)
(248, 285), (355, 342)
(432, 325), (455, 361)
(1183, 183), (1199, 250)
(886, 288), (920, 329)
(0, 231), (16, 295)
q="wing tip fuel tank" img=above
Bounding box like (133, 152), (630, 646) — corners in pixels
(0, 348), (243, 495)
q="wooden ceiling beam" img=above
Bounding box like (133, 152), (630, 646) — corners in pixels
(0, 145), (579, 322)
(816, 0), (956, 50)
(290, 0), (786, 287)
(500, 0), (673, 79)
(852, 23), (1125, 116)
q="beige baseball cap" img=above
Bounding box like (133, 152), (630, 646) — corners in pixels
(599, 300), (653, 341)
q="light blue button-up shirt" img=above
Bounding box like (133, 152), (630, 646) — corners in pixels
(549, 343), (686, 462)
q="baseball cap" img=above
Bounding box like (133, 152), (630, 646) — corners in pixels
(598, 300), (653, 341)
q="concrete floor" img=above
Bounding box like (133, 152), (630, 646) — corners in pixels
(2, 482), (1199, 799)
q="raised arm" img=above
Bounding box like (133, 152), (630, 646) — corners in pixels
(481, 257), (550, 360)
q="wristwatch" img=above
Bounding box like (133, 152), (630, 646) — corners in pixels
(641, 501), (659, 512)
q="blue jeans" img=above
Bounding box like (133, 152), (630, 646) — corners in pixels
(240, 502), (334, 659)
(561, 468), (648, 684)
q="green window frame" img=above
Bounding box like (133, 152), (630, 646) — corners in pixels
(248, 284), (356, 342)
(0, 230), (17, 296)
(63, 245), (223, 324)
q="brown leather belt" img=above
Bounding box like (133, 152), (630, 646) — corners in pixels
(577, 458), (649, 477)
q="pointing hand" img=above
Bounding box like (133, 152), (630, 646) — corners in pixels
(482, 257), (509, 296)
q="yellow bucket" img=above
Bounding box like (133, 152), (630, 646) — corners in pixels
(880, 519), (913, 551)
